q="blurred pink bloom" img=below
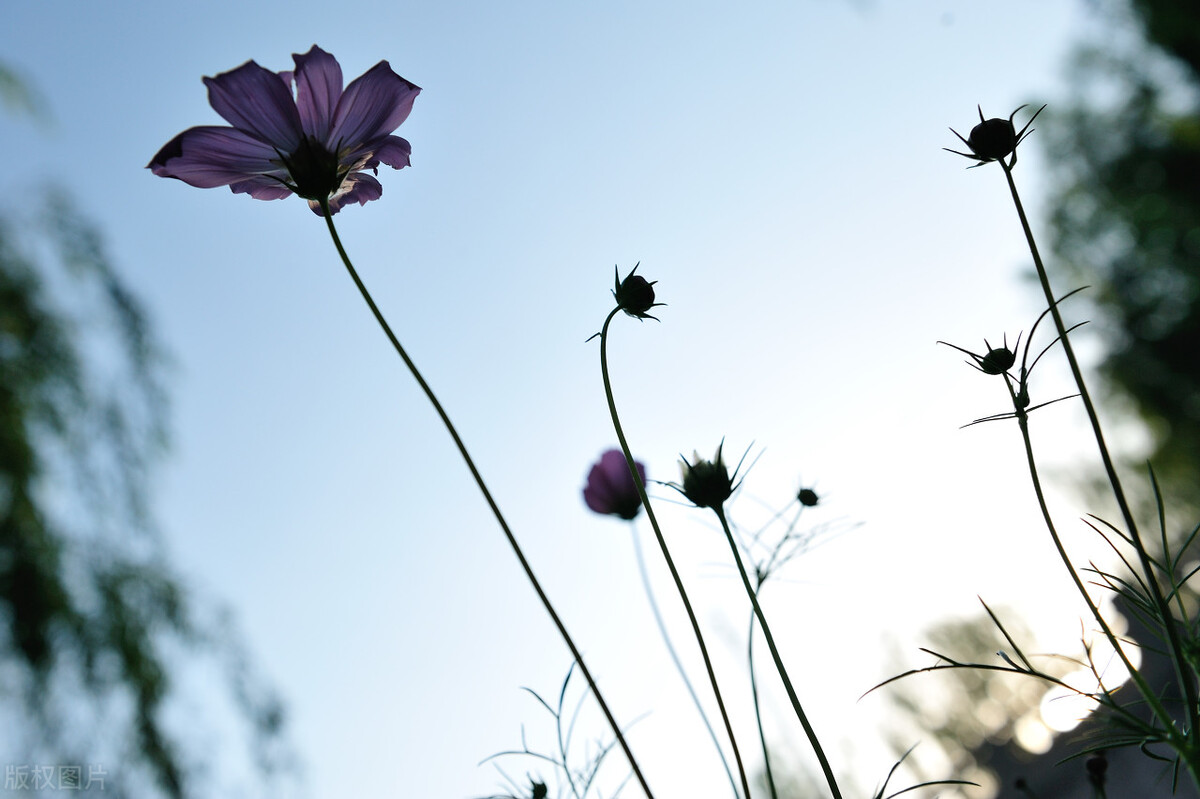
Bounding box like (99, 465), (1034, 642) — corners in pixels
(583, 450), (647, 520)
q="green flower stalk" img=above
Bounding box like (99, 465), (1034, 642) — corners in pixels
(581, 447), (742, 797)
(668, 445), (844, 799)
(596, 274), (751, 799)
(321, 207), (655, 797)
(945, 103), (1200, 783)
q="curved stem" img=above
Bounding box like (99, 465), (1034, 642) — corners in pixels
(598, 308), (751, 799)
(713, 505), (843, 799)
(999, 165), (1200, 766)
(320, 204), (655, 798)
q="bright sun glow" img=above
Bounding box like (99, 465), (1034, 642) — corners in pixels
(1039, 639), (1141, 733)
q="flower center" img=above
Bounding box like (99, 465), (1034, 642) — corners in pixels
(277, 137), (345, 201)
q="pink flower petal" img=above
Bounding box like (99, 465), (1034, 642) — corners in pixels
(329, 62), (420, 149)
(228, 176), (295, 200)
(148, 126), (288, 189)
(311, 172), (384, 215)
(347, 135), (412, 172)
(583, 450), (646, 519)
(292, 45), (343, 142)
(204, 60), (304, 151)
(373, 136), (412, 169)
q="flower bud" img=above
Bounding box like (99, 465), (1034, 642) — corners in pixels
(613, 263), (662, 320)
(938, 333), (1019, 377)
(945, 104), (1045, 168)
(979, 345), (1016, 375)
(964, 116), (1019, 161)
(674, 443), (741, 510)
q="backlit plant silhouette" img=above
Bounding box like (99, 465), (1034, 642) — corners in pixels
(148, 45), (1200, 799)
(877, 105), (1200, 794)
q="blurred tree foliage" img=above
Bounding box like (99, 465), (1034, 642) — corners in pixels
(1042, 0), (1200, 506)
(0, 64), (287, 797)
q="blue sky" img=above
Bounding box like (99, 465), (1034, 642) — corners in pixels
(0, 1), (1128, 797)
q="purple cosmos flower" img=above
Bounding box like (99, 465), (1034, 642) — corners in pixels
(583, 449), (647, 521)
(148, 45), (420, 215)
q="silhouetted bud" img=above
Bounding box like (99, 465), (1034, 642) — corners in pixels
(979, 345), (1017, 375)
(612, 263), (662, 320)
(672, 442), (743, 511)
(945, 104), (1045, 168)
(939, 333), (1020, 376)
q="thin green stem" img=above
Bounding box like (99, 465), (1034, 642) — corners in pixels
(320, 204), (655, 798)
(713, 505), (843, 799)
(749, 611), (780, 799)
(998, 164), (1200, 767)
(748, 504), (806, 799)
(1003, 376), (1174, 729)
(598, 307), (752, 799)
(628, 522), (740, 797)
(758, 503), (805, 580)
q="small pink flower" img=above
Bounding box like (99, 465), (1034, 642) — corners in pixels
(583, 450), (647, 520)
(148, 45), (420, 215)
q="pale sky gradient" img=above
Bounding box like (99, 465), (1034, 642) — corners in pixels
(0, 2), (1140, 797)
